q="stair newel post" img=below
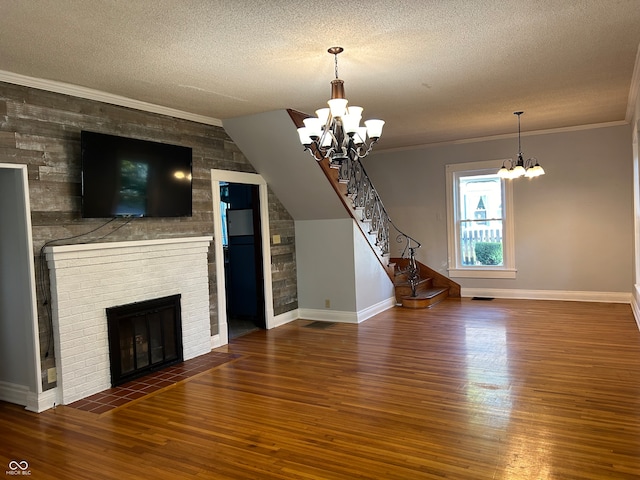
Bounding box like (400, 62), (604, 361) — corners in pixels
(407, 246), (420, 297)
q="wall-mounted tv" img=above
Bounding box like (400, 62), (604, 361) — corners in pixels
(81, 131), (193, 218)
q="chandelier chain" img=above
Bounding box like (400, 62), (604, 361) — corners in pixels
(516, 111), (522, 154)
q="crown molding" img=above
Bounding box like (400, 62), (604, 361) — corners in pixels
(374, 120), (630, 154)
(626, 42), (640, 124)
(0, 70), (223, 127)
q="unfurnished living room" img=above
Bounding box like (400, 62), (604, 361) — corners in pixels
(1, 1), (640, 479)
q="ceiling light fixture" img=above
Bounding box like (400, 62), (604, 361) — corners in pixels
(296, 47), (384, 167)
(498, 111), (545, 179)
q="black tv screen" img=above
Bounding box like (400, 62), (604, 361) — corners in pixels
(81, 131), (192, 218)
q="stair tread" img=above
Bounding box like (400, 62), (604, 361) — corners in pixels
(400, 287), (449, 309)
(401, 287), (448, 300)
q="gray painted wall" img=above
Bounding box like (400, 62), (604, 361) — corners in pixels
(353, 221), (394, 311)
(296, 219), (357, 311)
(631, 77), (640, 320)
(365, 124), (633, 294)
(223, 110), (349, 221)
(295, 218), (394, 314)
(0, 168), (35, 389)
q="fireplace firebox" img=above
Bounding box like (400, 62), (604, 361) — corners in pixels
(107, 295), (184, 387)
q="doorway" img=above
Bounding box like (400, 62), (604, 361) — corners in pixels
(210, 170), (274, 346)
(0, 164), (41, 409)
(221, 182), (265, 338)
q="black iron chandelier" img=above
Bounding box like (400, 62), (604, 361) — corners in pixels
(498, 111), (545, 179)
(296, 47), (384, 166)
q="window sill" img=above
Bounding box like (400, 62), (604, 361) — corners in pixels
(448, 268), (517, 279)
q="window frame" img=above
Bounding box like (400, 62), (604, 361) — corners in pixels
(445, 160), (517, 279)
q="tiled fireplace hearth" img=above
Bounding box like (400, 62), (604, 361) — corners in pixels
(45, 237), (213, 405)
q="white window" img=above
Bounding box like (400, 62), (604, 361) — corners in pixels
(446, 160), (516, 279)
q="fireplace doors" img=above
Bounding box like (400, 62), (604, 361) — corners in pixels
(107, 294), (183, 387)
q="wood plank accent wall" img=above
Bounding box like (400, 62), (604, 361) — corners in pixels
(0, 82), (298, 391)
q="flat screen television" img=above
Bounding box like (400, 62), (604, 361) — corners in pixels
(81, 131), (193, 218)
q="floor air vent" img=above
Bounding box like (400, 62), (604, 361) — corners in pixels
(304, 321), (336, 329)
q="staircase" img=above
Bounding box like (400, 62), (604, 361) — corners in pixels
(288, 109), (460, 308)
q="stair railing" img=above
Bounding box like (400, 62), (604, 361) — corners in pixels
(333, 154), (422, 296)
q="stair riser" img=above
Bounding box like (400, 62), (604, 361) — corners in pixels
(394, 278), (433, 294)
(400, 290), (449, 309)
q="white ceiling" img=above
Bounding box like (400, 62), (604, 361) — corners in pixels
(1, 0), (640, 150)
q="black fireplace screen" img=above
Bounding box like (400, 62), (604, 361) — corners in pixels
(107, 294), (183, 387)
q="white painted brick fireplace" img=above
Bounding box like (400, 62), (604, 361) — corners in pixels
(45, 236), (213, 405)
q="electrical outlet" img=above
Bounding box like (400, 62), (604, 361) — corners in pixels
(47, 368), (57, 383)
(325, 299), (331, 308)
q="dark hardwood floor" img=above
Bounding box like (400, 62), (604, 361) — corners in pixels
(1, 298), (640, 479)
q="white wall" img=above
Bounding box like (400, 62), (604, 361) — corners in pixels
(366, 124), (633, 296)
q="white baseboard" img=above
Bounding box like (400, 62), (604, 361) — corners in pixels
(632, 298), (640, 331)
(632, 285), (640, 332)
(462, 288), (632, 304)
(0, 382), (59, 413)
(211, 305), (384, 340)
(298, 298), (396, 324)
(0, 381), (29, 407)
(26, 388), (59, 413)
(298, 308), (360, 323)
(210, 332), (227, 349)
(357, 296), (397, 322)
(270, 309), (299, 329)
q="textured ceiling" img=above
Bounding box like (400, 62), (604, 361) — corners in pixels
(1, 0), (640, 150)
